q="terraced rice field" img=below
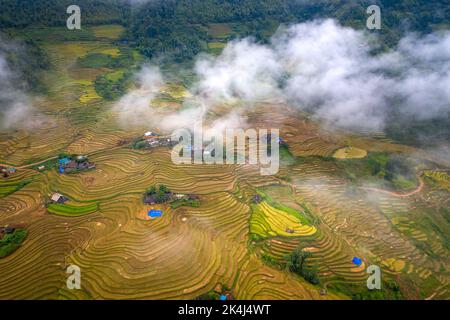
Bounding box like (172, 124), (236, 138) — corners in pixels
(333, 147), (367, 159)
(0, 26), (449, 300)
(250, 201), (316, 238)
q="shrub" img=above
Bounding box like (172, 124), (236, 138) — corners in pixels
(0, 229), (28, 259)
(287, 248), (320, 285)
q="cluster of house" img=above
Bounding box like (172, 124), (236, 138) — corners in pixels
(0, 226), (15, 239)
(144, 192), (199, 205)
(58, 155), (96, 174)
(139, 131), (287, 152)
(1, 166), (16, 178)
(142, 131), (178, 149)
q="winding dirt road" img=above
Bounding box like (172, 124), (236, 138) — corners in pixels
(360, 175), (425, 198)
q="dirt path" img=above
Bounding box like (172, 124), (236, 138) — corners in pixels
(0, 157), (58, 170)
(277, 169), (425, 200)
(360, 175), (425, 198)
(0, 145), (124, 170)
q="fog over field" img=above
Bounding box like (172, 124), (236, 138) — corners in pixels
(0, 37), (39, 130)
(114, 19), (450, 136)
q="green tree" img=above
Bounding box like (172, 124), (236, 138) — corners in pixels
(287, 248), (320, 285)
(146, 186), (157, 195)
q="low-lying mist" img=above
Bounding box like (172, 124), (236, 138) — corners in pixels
(0, 36), (45, 130)
(114, 19), (450, 147)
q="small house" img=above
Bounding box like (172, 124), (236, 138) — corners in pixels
(252, 194), (262, 204)
(76, 155), (88, 162)
(38, 166), (45, 171)
(144, 131), (159, 138)
(144, 195), (157, 205)
(51, 193), (68, 204)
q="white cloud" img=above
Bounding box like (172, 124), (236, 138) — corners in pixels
(113, 65), (165, 128)
(0, 38), (44, 130)
(115, 19), (450, 136)
(193, 39), (282, 103)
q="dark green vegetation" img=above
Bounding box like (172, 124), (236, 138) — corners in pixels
(279, 145), (296, 166)
(197, 290), (221, 300)
(127, 0), (448, 61)
(170, 198), (200, 209)
(94, 70), (130, 100)
(144, 184), (172, 204)
(77, 48), (137, 100)
(132, 137), (147, 150)
(335, 152), (419, 191)
(327, 279), (404, 300)
(0, 229), (27, 259)
(78, 53), (113, 68)
(0, 37), (50, 92)
(2, 1), (448, 62)
(144, 185), (200, 208)
(77, 48), (136, 69)
(286, 248), (320, 285)
(197, 284), (232, 300)
(5, 26), (98, 41)
(385, 115), (450, 147)
(0, 0), (127, 28)
(32, 159), (58, 172)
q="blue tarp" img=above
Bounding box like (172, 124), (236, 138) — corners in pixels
(352, 257), (362, 266)
(59, 158), (71, 165)
(59, 166), (65, 174)
(220, 295), (227, 301)
(148, 209), (162, 218)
